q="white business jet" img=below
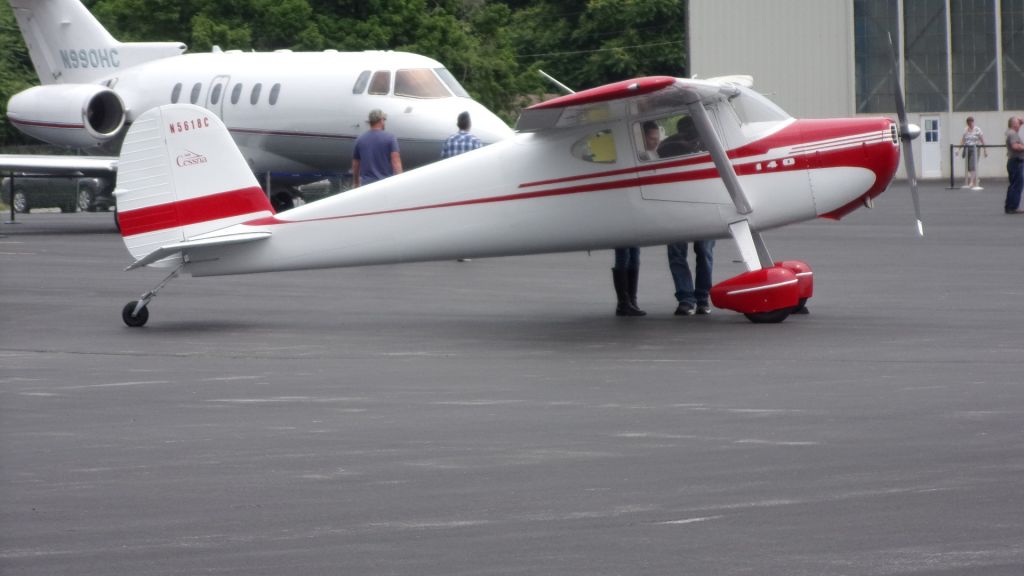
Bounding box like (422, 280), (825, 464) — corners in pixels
(2, 0), (513, 208)
(113, 73), (919, 327)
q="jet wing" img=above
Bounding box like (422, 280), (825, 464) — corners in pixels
(0, 154), (118, 176)
(515, 76), (750, 132)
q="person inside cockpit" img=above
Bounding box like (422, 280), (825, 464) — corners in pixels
(656, 115), (703, 158)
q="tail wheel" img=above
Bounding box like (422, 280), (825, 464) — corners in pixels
(122, 302), (149, 327)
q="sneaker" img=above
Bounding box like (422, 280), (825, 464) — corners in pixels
(696, 303), (712, 315)
(674, 303), (695, 316)
(971, 186), (983, 191)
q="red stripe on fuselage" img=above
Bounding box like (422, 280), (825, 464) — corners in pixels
(119, 186), (273, 237)
(243, 118), (898, 228)
(10, 118), (86, 130)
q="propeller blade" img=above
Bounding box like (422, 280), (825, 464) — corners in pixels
(888, 33), (924, 236)
(901, 132), (924, 236)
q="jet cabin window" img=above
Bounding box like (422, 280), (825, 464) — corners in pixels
(269, 83), (281, 105)
(190, 83), (202, 104)
(634, 115), (705, 162)
(171, 82), (182, 103)
(210, 83), (222, 105)
(368, 71), (391, 95)
(251, 83), (262, 105)
(231, 83), (242, 104)
(394, 69), (450, 99)
(571, 130), (617, 164)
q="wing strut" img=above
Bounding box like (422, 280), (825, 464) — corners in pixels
(687, 101), (752, 215)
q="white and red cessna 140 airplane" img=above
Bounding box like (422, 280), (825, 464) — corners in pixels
(115, 74), (920, 327)
(2, 0), (513, 208)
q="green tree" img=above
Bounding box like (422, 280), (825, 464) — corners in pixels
(0, 2), (36, 147)
(1, 0), (689, 144)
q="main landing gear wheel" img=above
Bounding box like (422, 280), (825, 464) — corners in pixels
(744, 308), (792, 324)
(122, 301), (149, 327)
(792, 297), (809, 315)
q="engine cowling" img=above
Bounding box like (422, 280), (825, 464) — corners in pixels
(6, 84), (126, 148)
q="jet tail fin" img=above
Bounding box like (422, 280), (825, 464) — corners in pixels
(115, 104), (275, 268)
(9, 0), (185, 84)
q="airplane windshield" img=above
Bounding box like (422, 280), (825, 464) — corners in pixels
(729, 86), (790, 124)
(435, 68), (471, 98)
(395, 69), (452, 99)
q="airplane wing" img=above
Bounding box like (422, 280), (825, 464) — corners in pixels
(516, 76), (747, 132)
(517, 74), (770, 270)
(0, 154), (118, 176)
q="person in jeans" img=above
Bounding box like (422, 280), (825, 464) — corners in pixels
(1004, 116), (1024, 214)
(667, 240), (715, 315)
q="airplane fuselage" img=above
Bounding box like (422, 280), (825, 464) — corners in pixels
(158, 114), (899, 277)
(110, 51), (513, 175)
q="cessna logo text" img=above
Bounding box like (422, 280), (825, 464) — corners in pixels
(176, 150), (208, 167)
(169, 117), (211, 134)
(60, 48), (119, 69)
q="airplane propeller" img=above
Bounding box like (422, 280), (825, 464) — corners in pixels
(888, 34), (924, 236)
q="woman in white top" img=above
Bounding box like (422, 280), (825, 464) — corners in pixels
(961, 116), (987, 190)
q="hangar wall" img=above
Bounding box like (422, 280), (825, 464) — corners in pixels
(689, 0), (1022, 183)
(689, 0), (854, 120)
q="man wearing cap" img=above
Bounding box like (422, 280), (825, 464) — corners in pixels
(352, 109), (402, 187)
(441, 111), (483, 159)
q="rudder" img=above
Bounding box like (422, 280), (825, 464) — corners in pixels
(9, 0), (185, 84)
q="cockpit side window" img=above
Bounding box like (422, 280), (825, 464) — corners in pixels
(353, 70), (371, 94)
(435, 68), (470, 98)
(634, 114), (705, 161)
(394, 69), (451, 99)
(571, 129), (617, 164)
(368, 71), (391, 95)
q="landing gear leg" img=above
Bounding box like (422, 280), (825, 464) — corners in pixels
(121, 264), (182, 327)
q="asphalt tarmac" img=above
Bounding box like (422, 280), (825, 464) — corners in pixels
(2, 181), (1023, 575)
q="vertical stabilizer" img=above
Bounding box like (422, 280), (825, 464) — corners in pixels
(115, 104), (275, 267)
(9, 0), (186, 84)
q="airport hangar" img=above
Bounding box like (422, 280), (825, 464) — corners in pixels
(689, 0), (1024, 184)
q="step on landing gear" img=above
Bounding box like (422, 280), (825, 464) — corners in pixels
(121, 264), (182, 327)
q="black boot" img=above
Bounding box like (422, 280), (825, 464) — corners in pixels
(612, 268), (645, 317)
(625, 266), (647, 316)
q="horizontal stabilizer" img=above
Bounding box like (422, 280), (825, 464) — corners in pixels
(125, 231), (271, 271)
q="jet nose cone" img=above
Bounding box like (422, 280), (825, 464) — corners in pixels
(464, 102), (514, 145)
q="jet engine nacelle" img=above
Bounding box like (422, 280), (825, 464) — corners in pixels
(7, 84), (126, 148)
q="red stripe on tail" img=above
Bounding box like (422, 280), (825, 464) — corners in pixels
(119, 186), (273, 237)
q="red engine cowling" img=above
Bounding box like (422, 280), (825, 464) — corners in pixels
(6, 84), (126, 148)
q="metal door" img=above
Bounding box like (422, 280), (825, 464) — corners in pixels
(205, 75), (231, 119)
(921, 115), (941, 178)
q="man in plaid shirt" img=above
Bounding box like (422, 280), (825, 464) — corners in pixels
(441, 112), (483, 159)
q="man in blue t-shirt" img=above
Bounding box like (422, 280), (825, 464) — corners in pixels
(352, 109), (402, 187)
